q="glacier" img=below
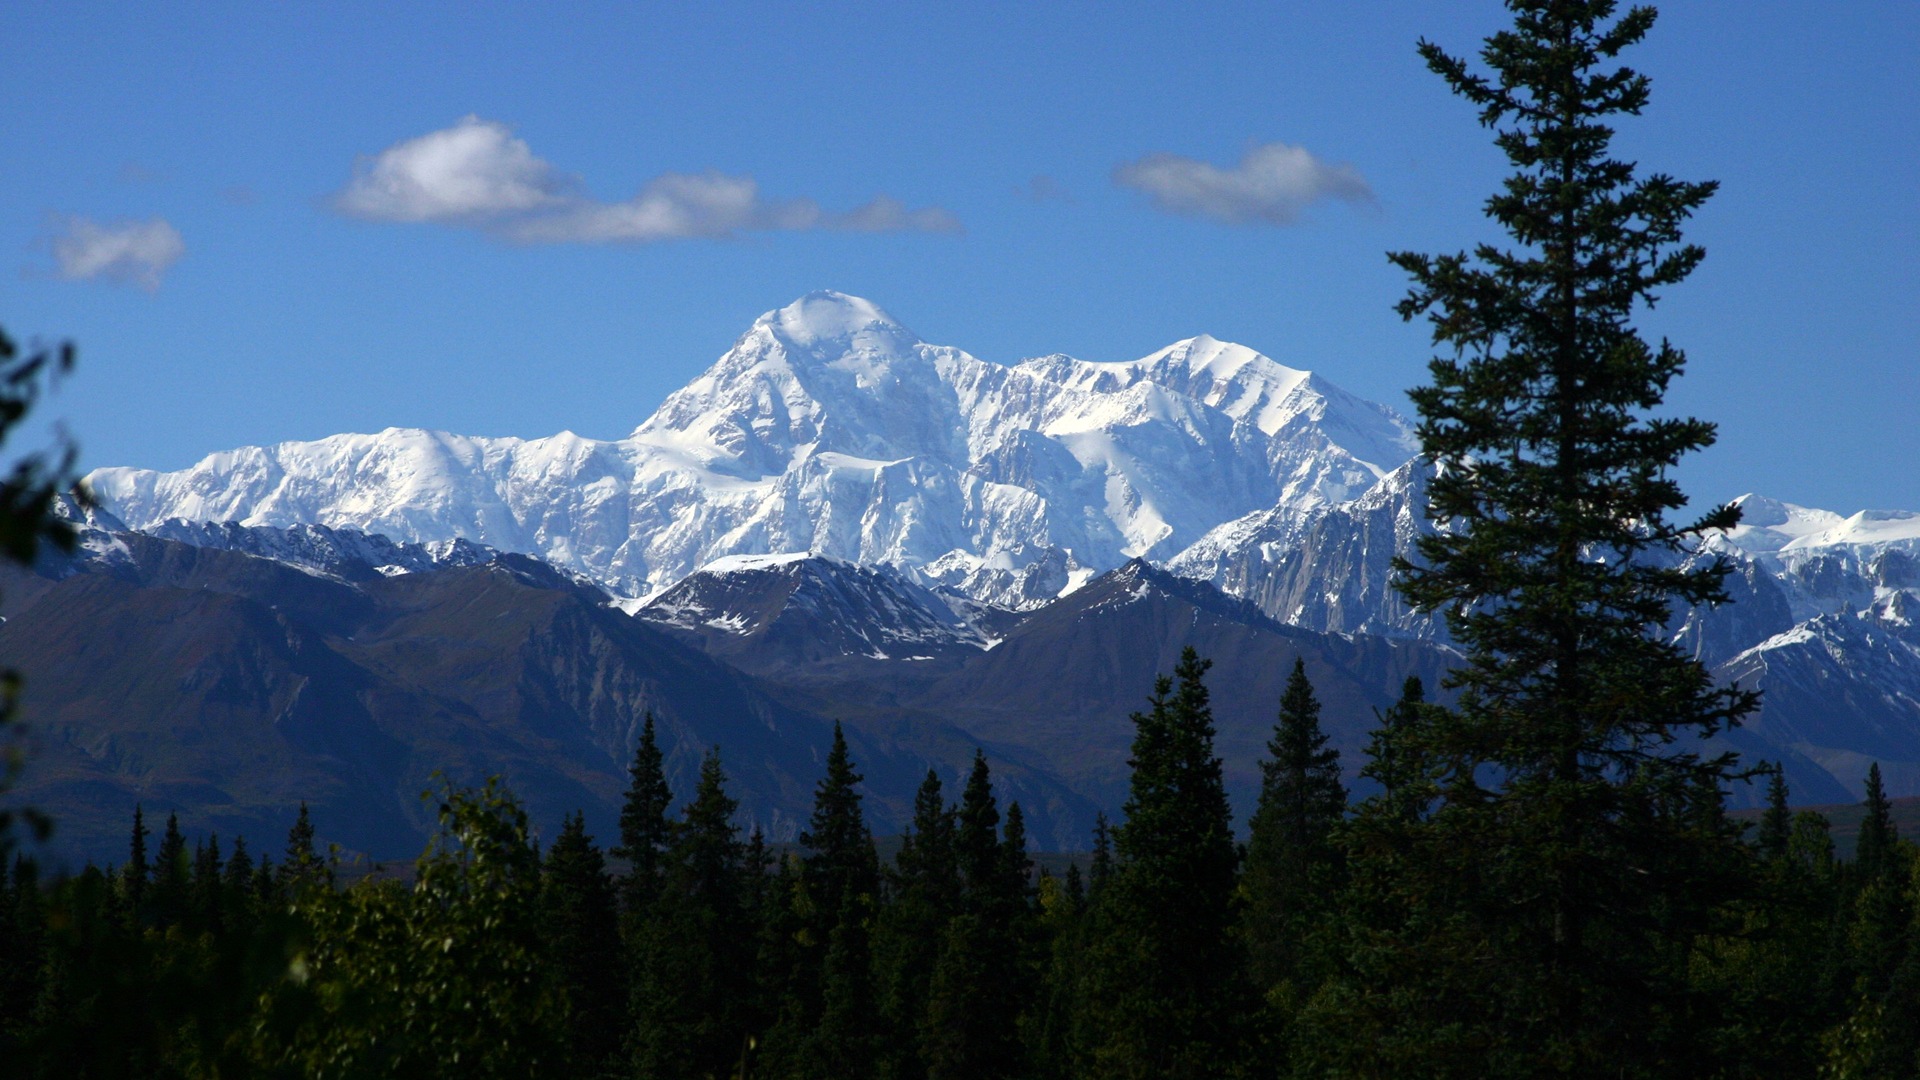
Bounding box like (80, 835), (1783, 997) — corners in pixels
(87, 291), (1417, 607)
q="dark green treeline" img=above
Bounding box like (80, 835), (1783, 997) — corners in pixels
(2, 656), (1918, 1077)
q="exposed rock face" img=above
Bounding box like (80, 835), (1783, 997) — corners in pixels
(87, 292), (1416, 608)
(0, 530), (964, 863)
(636, 552), (989, 676)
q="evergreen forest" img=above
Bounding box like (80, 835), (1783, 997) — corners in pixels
(3, 2), (1915, 1076)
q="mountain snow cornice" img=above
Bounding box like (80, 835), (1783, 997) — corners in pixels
(86, 291), (1418, 607)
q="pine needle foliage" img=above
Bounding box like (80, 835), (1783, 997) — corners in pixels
(1073, 648), (1249, 1078)
(1242, 657), (1346, 994)
(1334, 2), (1766, 1073)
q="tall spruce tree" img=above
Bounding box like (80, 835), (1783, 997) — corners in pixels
(632, 748), (754, 1080)
(1330, 3), (1762, 1073)
(1241, 657), (1347, 994)
(1360, 676), (1430, 820)
(874, 769), (959, 1080)
(123, 805), (150, 922)
(765, 723), (882, 1080)
(541, 812), (624, 1072)
(1758, 765), (1793, 861)
(614, 712), (674, 912)
(1855, 762), (1897, 883)
(800, 723), (880, 926)
(922, 755), (1031, 1080)
(1072, 648), (1248, 1078)
(277, 802), (327, 892)
(153, 812), (189, 927)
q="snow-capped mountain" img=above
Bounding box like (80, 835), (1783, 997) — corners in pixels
(1169, 468), (1920, 802)
(86, 292), (1416, 607)
(51, 496), (504, 584)
(636, 552), (989, 673)
(1718, 494), (1920, 623)
(1168, 458), (1437, 639)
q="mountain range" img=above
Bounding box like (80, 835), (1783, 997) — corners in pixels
(88, 292), (1415, 608)
(13, 291), (1914, 860)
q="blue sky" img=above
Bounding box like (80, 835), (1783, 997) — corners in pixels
(3, 1), (1915, 513)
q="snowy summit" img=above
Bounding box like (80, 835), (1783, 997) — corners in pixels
(87, 291), (1417, 607)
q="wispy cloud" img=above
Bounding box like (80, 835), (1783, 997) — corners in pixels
(46, 215), (185, 291)
(334, 115), (959, 243)
(1114, 142), (1373, 225)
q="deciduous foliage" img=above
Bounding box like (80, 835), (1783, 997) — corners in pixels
(0, 324), (85, 858)
(253, 778), (566, 1079)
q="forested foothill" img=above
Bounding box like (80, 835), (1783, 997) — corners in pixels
(5, 1), (1917, 1076)
(0, 664), (1915, 1077)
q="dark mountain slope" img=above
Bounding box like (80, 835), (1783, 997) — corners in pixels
(636, 554), (986, 680)
(0, 536), (944, 864)
(769, 561), (1462, 838)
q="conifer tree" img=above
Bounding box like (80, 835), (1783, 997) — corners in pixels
(277, 802), (327, 892)
(632, 749), (753, 1080)
(1758, 765), (1793, 861)
(1330, 3), (1763, 1072)
(955, 752), (1001, 898)
(1242, 657), (1346, 993)
(153, 812), (189, 927)
(1073, 648), (1248, 1078)
(1088, 812), (1113, 896)
(809, 891), (880, 1079)
(922, 757), (1031, 1080)
(1001, 801), (1032, 902)
(222, 836), (256, 931)
(252, 853), (279, 910)
(800, 723), (880, 926)
(541, 812), (624, 1072)
(1855, 762), (1897, 883)
(614, 712), (674, 912)
(1361, 676), (1429, 818)
(875, 769), (959, 1080)
(191, 834), (223, 934)
(123, 805), (150, 921)
(738, 825), (781, 1048)
(1033, 859), (1088, 1078)
(765, 724), (881, 1080)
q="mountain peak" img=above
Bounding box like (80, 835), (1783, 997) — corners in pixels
(755, 291), (915, 351)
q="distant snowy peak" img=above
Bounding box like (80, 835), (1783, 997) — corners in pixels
(1723, 494), (1848, 554)
(1716, 493), (1920, 624)
(1016, 335), (1415, 475)
(86, 290), (1420, 606)
(757, 290), (917, 353)
(142, 518), (501, 581)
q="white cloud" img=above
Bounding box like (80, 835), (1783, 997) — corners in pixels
(1113, 142), (1373, 225)
(506, 171), (803, 244)
(48, 215), (185, 291)
(334, 116), (959, 243)
(828, 195), (962, 234)
(334, 115), (573, 223)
